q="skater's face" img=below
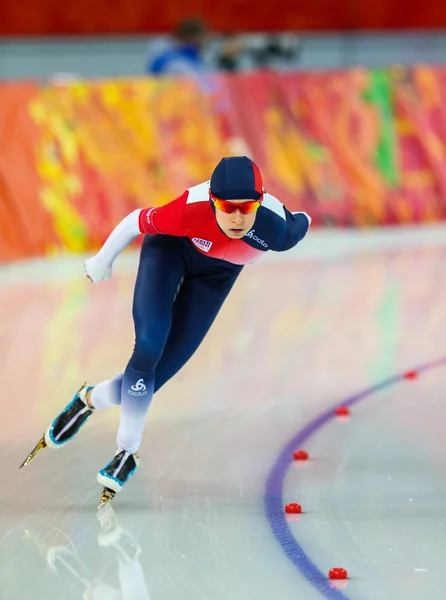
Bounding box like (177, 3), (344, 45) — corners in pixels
(213, 199), (258, 239)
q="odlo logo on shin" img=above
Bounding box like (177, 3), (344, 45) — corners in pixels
(129, 379), (148, 396)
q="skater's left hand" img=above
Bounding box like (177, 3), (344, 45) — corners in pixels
(84, 256), (112, 283)
(85, 264), (93, 283)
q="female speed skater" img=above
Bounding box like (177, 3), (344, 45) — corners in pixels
(20, 156), (311, 508)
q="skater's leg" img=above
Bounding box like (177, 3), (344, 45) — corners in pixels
(90, 270), (240, 409)
(89, 374), (123, 409)
(98, 237), (185, 497)
(89, 266), (238, 410)
(97, 269), (239, 499)
(117, 241), (185, 454)
(153, 268), (241, 393)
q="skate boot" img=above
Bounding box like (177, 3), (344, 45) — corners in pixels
(19, 382), (94, 468)
(97, 450), (140, 508)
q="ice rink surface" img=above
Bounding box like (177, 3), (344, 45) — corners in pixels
(1, 225), (446, 600)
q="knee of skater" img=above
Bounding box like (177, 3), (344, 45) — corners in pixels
(131, 334), (164, 371)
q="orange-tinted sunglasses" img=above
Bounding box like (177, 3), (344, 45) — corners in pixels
(210, 192), (263, 214)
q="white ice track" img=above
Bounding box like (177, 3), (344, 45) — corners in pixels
(1, 225), (446, 600)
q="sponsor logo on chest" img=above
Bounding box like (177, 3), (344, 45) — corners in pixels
(192, 237), (213, 252)
(246, 230), (268, 248)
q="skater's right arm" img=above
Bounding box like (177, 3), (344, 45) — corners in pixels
(84, 209), (142, 283)
(84, 192), (188, 283)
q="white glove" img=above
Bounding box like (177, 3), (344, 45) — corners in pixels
(84, 255), (112, 283)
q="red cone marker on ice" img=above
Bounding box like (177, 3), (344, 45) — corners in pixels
(404, 370), (418, 380)
(293, 450), (309, 461)
(329, 568), (348, 580)
(285, 503), (302, 514)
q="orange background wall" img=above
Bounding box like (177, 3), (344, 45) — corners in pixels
(2, 68), (446, 261)
(3, 0), (446, 36)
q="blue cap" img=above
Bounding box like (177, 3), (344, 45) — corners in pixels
(210, 156), (263, 200)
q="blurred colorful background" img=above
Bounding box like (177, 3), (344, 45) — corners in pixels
(2, 1), (446, 261)
(3, 8), (446, 599)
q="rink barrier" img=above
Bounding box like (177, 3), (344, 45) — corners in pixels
(2, 67), (446, 261)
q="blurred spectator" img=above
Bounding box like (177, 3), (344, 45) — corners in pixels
(146, 17), (208, 76)
(217, 33), (244, 72)
(250, 34), (302, 69)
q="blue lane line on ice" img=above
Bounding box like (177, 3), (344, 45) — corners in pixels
(264, 356), (446, 600)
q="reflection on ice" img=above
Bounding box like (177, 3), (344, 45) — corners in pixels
(25, 505), (150, 600)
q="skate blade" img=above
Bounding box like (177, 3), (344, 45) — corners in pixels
(98, 488), (116, 509)
(19, 436), (47, 469)
(76, 380), (90, 395)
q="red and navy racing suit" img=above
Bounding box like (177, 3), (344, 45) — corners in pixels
(121, 181), (310, 426)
